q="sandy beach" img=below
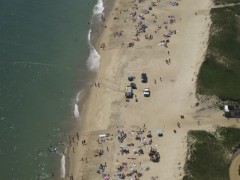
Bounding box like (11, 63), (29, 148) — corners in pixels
(65, 0), (240, 179)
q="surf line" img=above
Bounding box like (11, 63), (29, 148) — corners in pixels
(86, 0), (104, 70)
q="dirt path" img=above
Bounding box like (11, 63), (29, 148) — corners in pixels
(230, 154), (240, 180)
(213, 3), (240, 8)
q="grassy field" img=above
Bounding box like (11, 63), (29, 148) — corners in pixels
(197, 5), (240, 102)
(183, 127), (240, 180)
(216, 127), (240, 151)
(213, 0), (240, 5)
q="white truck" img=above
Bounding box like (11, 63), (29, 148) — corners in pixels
(125, 86), (133, 98)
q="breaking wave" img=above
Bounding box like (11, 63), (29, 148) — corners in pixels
(60, 154), (65, 178)
(86, 30), (100, 70)
(93, 0), (104, 16)
(86, 0), (104, 70)
(73, 91), (82, 118)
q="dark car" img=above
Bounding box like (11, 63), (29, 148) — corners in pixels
(141, 73), (147, 83)
(128, 75), (135, 81)
(130, 82), (137, 89)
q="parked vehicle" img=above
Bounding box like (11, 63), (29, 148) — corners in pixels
(125, 86), (133, 98)
(143, 88), (150, 97)
(141, 73), (147, 83)
(224, 105), (240, 118)
(128, 75), (135, 81)
(130, 82), (137, 89)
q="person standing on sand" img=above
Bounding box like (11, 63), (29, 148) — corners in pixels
(177, 122), (181, 128)
(77, 132), (79, 140)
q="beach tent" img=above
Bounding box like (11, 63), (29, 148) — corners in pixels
(99, 134), (106, 138)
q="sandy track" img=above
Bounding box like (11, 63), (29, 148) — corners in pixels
(230, 154), (240, 180)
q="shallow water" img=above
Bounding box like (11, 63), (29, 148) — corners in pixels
(0, 0), (99, 178)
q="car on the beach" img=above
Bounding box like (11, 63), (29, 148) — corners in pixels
(125, 86), (133, 98)
(130, 82), (137, 89)
(128, 75), (135, 81)
(143, 88), (150, 97)
(141, 73), (148, 83)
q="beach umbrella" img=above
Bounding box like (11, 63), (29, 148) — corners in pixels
(115, 163), (121, 168)
(156, 129), (162, 135)
(157, 129), (163, 137)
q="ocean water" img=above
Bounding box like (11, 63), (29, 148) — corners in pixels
(0, 0), (103, 179)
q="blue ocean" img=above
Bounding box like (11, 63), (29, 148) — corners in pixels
(0, 0), (102, 178)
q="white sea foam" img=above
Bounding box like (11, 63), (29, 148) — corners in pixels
(74, 104), (79, 118)
(60, 154), (65, 178)
(86, 0), (104, 70)
(76, 91), (81, 102)
(86, 29), (100, 70)
(93, 0), (104, 16)
(73, 91), (81, 118)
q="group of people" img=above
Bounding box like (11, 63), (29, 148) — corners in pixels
(165, 59), (171, 65)
(118, 130), (127, 143)
(145, 34), (154, 40)
(80, 0), (184, 179)
(113, 125), (160, 179)
(94, 82), (100, 87)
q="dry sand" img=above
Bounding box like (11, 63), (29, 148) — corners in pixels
(65, 0), (240, 179)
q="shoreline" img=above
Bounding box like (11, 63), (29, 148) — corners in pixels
(91, 0), (116, 48)
(64, 0), (118, 178)
(65, 0), (240, 179)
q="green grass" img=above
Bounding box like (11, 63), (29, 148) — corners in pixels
(183, 127), (240, 180)
(183, 131), (230, 180)
(197, 5), (240, 102)
(216, 127), (240, 151)
(238, 164), (240, 175)
(213, 0), (240, 5)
